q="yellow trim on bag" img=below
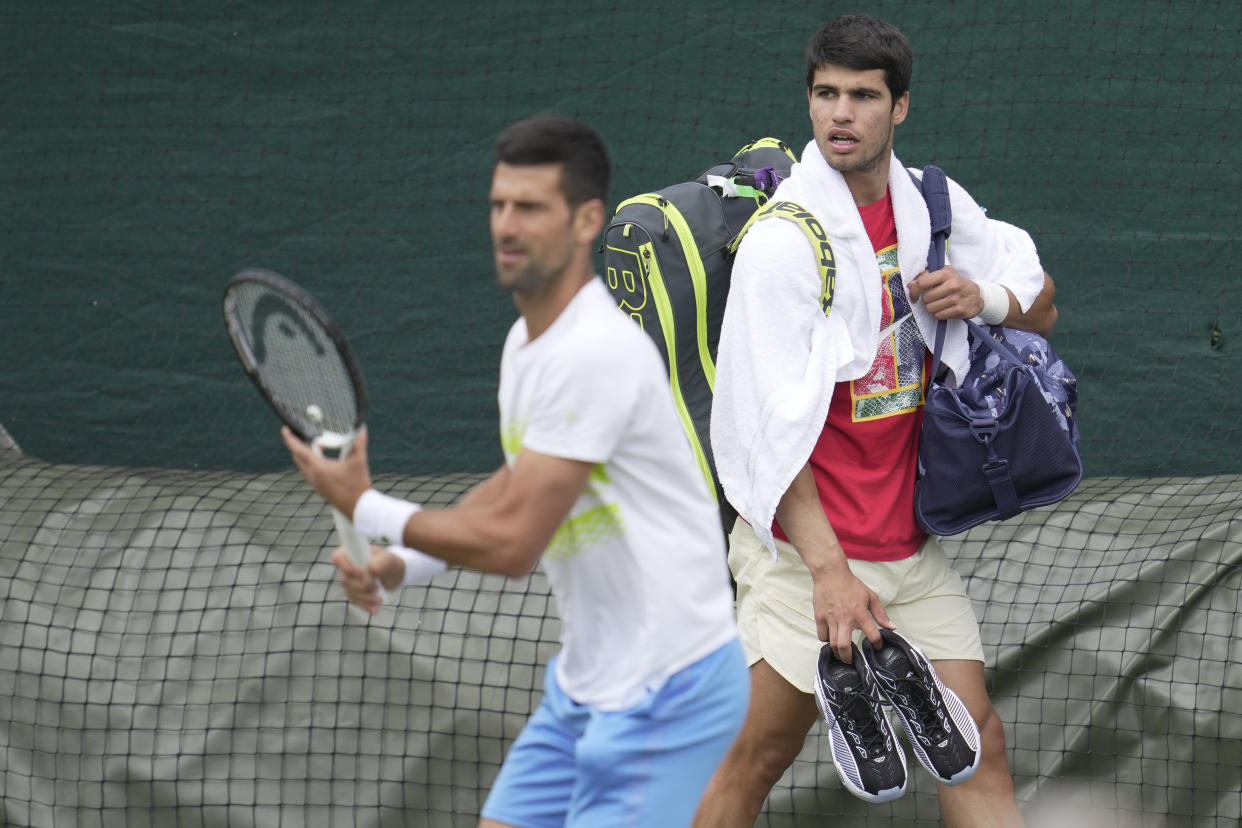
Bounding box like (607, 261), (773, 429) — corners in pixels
(604, 235), (718, 503)
(620, 193), (716, 389)
(734, 137), (798, 161)
(729, 199), (837, 317)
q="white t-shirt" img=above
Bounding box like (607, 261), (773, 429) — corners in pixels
(497, 277), (738, 711)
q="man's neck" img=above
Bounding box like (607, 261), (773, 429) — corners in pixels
(516, 268), (593, 341)
(843, 163), (891, 208)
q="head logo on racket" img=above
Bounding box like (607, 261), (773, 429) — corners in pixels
(222, 268), (377, 577)
(249, 292), (328, 365)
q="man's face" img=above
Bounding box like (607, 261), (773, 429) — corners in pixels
(807, 64), (908, 176)
(489, 162), (578, 295)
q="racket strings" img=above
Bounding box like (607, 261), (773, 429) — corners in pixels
(224, 278), (362, 440)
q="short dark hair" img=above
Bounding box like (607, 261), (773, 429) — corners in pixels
(493, 115), (611, 208)
(804, 14), (913, 103)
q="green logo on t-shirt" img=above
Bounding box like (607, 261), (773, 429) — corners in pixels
(545, 503), (624, 559)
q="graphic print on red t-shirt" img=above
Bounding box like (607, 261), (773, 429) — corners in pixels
(773, 189), (928, 561)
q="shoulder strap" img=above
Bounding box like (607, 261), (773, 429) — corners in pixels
(914, 165), (952, 255)
(728, 200), (836, 317)
(911, 166), (953, 378)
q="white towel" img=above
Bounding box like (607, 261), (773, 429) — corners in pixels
(710, 140), (1045, 555)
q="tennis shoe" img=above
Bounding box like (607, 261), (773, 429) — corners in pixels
(813, 643), (907, 804)
(859, 629), (981, 786)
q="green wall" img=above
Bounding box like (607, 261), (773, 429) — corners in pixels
(3, 1), (1240, 477)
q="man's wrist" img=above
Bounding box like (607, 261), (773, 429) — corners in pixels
(352, 489), (421, 547)
(976, 279), (1010, 325)
(388, 545), (447, 587)
(800, 544), (850, 580)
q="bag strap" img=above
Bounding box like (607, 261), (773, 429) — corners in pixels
(729, 199), (837, 318)
(913, 170), (1030, 374)
(911, 166), (952, 380)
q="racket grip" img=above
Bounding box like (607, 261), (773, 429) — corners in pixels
(331, 506), (390, 605)
(310, 430), (390, 606)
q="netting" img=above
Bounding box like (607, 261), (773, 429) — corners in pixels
(3, 1), (1241, 826)
(3, 453), (1239, 827)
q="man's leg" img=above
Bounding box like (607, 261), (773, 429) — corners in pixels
(932, 659), (1024, 828)
(565, 639), (750, 827)
(478, 655), (582, 828)
(692, 659), (820, 828)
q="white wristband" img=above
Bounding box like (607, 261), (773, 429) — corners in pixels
(388, 544), (447, 587)
(352, 488), (421, 548)
(976, 279), (1011, 325)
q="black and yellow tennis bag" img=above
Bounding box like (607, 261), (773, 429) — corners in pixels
(601, 138), (797, 536)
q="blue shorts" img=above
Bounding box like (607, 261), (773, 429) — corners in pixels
(481, 639), (749, 828)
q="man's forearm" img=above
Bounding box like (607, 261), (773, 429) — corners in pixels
(775, 464), (850, 578)
(454, 463), (512, 510)
(1001, 272), (1057, 336)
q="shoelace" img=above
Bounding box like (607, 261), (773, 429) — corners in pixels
(831, 686), (893, 759)
(884, 675), (952, 745)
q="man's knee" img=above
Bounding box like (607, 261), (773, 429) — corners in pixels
(715, 718), (801, 789)
(720, 706), (817, 790)
(972, 700), (1011, 773)
(747, 731), (808, 788)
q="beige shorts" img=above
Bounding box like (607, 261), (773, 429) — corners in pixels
(728, 520), (985, 693)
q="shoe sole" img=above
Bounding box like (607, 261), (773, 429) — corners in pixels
(812, 665), (907, 804)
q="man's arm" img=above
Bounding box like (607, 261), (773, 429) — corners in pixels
(395, 447), (590, 576)
(908, 270), (1057, 336)
(454, 462), (514, 510)
(776, 464), (894, 663)
(1002, 271), (1057, 334)
(283, 426), (591, 595)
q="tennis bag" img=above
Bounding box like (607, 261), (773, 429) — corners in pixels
(913, 165), (1082, 536)
(602, 138), (797, 535)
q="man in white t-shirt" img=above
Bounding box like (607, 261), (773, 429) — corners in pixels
(282, 115), (748, 827)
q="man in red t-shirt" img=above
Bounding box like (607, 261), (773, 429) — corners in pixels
(695, 14), (1058, 828)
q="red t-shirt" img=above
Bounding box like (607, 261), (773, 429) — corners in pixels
(773, 190), (927, 561)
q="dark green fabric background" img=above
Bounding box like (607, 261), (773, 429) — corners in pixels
(3, 1), (1240, 477)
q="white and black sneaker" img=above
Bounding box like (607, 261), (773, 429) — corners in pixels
(813, 643), (907, 803)
(859, 629), (982, 786)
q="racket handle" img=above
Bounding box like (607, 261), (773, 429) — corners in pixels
(332, 505), (390, 606)
(312, 428), (389, 607)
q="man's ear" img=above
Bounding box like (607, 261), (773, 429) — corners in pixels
(573, 198), (606, 242)
(891, 90), (910, 126)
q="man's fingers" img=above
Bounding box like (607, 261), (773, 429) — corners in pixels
(828, 618), (855, 662)
(858, 617), (884, 650)
(368, 549), (406, 591)
(281, 426), (307, 467)
(870, 596), (897, 631)
(333, 546), (378, 589)
(331, 546), (361, 577)
(907, 269), (931, 301)
(282, 426), (325, 484)
(332, 547), (384, 614)
(282, 425), (310, 456)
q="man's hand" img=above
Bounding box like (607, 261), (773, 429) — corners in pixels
(282, 425), (374, 518)
(809, 560), (894, 662)
(777, 464), (895, 663)
(330, 544), (406, 614)
(907, 266), (985, 320)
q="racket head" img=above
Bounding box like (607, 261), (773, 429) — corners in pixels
(222, 268), (368, 443)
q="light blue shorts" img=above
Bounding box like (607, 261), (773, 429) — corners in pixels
(480, 639), (749, 828)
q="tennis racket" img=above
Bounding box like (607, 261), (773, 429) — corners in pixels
(222, 268), (377, 578)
